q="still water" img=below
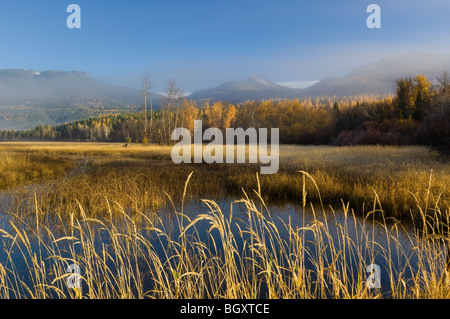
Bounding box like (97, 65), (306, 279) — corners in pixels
(0, 192), (444, 298)
(178, 198), (422, 296)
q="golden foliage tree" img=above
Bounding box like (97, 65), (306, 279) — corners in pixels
(178, 99), (199, 133)
(204, 101), (236, 131)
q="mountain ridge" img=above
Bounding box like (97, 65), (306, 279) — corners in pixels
(301, 52), (450, 97)
(189, 74), (301, 103)
(0, 69), (163, 130)
(189, 52), (450, 102)
(2, 52), (450, 130)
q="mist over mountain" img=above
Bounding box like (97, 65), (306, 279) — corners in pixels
(0, 69), (161, 130)
(189, 53), (450, 102)
(0, 69), (139, 106)
(1, 52), (450, 130)
(188, 74), (303, 103)
(303, 52), (450, 96)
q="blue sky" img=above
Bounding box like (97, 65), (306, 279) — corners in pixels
(0, 0), (450, 92)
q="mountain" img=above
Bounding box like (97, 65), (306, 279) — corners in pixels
(303, 52), (450, 96)
(189, 53), (450, 103)
(0, 69), (161, 130)
(2, 52), (450, 130)
(188, 74), (303, 103)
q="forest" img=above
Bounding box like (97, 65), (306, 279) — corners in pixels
(0, 73), (448, 152)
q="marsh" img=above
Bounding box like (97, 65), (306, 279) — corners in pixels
(0, 142), (448, 299)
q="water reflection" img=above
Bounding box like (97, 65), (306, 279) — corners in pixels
(0, 193), (446, 299)
(175, 198), (422, 297)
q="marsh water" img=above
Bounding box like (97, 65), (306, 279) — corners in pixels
(0, 189), (443, 298)
(176, 198), (422, 295)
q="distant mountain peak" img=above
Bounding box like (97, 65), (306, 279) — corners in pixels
(189, 52), (450, 102)
(303, 52), (450, 97)
(189, 74), (300, 102)
(0, 68), (151, 130)
(246, 74), (278, 88)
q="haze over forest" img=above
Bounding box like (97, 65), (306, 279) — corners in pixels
(1, 52), (450, 130)
(1, 1), (450, 132)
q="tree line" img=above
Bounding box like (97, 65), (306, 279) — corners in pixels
(0, 73), (448, 152)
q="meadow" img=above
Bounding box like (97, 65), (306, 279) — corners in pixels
(0, 141), (449, 299)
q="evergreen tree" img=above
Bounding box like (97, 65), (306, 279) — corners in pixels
(394, 77), (414, 119)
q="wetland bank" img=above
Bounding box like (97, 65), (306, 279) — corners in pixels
(0, 142), (449, 299)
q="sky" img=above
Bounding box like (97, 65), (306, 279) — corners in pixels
(0, 0), (450, 92)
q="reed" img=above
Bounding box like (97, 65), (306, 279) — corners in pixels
(0, 171), (449, 299)
(2, 142), (448, 223)
(0, 142), (449, 299)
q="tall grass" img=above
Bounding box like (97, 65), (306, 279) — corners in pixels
(0, 171), (449, 299)
(0, 151), (74, 190)
(0, 142), (449, 299)
(231, 145), (449, 224)
(2, 143), (448, 210)
(2, 142), (448, 224)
